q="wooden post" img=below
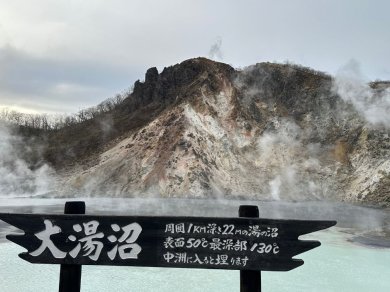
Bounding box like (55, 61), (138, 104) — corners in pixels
(58, 201), (86, 292)
(239, 205), (261, 292)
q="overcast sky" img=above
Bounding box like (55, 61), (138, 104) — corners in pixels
(0, 0), (389, 114)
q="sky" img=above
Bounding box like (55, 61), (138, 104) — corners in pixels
(0, 0), (389, 114)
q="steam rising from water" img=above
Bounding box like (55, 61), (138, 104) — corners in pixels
(0, 123), (54, 198)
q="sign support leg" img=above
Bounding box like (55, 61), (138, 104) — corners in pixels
(58, 201), (86, 292)
(239, 205), (261, 292)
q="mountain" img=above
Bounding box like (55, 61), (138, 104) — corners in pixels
(18, 58), (390, 206)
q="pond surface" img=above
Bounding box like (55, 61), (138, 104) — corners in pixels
(0, 198), (389, 292)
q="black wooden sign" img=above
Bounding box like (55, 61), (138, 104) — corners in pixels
(0, 213), (335, 272)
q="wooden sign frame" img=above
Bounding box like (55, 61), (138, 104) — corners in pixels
(0, 201), (336, 292)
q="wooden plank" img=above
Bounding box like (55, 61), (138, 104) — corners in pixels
(0, 213), (336, 272)
(58, 201), (85, 292)
(239, 205), (261, 292)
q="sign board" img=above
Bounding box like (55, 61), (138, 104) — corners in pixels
(0, 213), (336, 271)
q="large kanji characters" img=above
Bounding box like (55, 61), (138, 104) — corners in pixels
(29, 219), (142, 261)
(68, 220), (104, 261)
(107, 223), (142, 260)
(30, 220), (67, 258)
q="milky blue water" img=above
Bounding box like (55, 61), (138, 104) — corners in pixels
(1, 198), (389, 292)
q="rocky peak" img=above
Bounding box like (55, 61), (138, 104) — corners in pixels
(128, 58), (235, 110)
(145, 67), (159, 83)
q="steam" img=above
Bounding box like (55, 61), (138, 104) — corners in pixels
(256, 119), (327, 201)
(0, 122), (55, 197)
(208, 37), (223, 61)
(98, 114), (114, 141)
(333, 60), (390, 127)
(268, 175), (282, 200)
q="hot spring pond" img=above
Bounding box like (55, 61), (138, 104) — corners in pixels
(0, 198), (389, 292)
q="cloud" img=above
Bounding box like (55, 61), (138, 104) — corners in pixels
(0, 46), (139, 113)
(0, 0), (390, 113)
(333, 60), (390, 127)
